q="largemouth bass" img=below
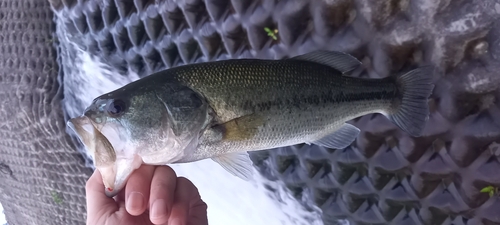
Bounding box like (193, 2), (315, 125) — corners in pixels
(67, 51), (435, 197)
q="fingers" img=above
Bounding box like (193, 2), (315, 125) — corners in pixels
(124, 164), (156, 216)
(85, 170), (117, 221)
(189, 198), (209, 225)
(169, 177), (202, 225)
(148, 166), (178, 224)
(86, 165), (207, 225)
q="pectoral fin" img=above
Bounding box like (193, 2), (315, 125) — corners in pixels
(217, 114), (265, 141)
(310, 123), (360, 149)
(212, 152), (254, 180)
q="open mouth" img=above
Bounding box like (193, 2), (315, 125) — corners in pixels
(67, 116), (98, 152)
(67, 116), (120, 195)
(67, 115), (119, 165)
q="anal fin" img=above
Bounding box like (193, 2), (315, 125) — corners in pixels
(311, 123), (360, 149)
(212, 152), (254, 181)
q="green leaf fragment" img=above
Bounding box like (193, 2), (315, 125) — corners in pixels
(51, 191), (63, 204)
(264, 27), (278, 40)
(480, 186), (494, 193)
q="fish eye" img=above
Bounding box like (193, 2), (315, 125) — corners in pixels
(106, 99), (127, 117)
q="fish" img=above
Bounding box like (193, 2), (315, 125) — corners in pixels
(67, 50), (435, 197)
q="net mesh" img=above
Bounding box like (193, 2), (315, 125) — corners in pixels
(0, 0), (92, 224)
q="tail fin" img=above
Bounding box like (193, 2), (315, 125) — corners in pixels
(387, 66), (435, 137)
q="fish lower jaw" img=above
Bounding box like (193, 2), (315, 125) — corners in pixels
(96, 165), (116, 189)
(103, 154), (144, 197)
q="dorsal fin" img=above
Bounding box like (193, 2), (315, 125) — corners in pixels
(290, 50), (362, 74)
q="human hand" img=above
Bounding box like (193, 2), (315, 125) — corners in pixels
(85, 164), (208, 225)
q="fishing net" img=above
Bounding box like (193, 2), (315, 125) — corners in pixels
(0, 0), (93, 224)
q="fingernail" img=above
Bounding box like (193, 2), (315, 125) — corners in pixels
(151, 199), (167, 219)
(126, 192), (144, 212)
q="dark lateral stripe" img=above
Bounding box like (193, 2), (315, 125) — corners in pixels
(242, 88), (398, 112)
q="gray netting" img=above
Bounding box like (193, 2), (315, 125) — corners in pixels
(0, 0), (92, 225)
(50, 0), (500, 224)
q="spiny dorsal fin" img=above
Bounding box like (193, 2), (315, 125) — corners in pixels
(290, 50), (362, 74)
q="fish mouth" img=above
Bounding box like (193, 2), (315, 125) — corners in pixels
(67, 116), (99, 152)
(67, 116), (119, 195)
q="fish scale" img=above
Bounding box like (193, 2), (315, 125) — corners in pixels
(166, 59), (401, 158)
(67, 50), (434, 197)
(176, 60), (393, 117)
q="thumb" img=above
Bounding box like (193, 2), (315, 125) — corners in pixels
(85, 169), (118, 221)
